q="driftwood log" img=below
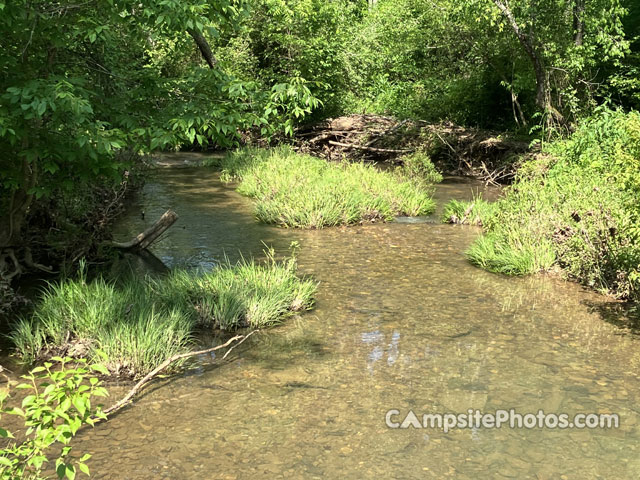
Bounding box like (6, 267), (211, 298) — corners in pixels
(111, 209), (178, 252)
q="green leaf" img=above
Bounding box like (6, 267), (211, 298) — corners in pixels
(66, 465), (76, 480)
(72, 396), (86, 416)
(78, 462), (90, 476)
(90, 364), (109, 376)
(56, 462), (67, 479)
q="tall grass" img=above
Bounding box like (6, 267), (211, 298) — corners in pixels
(209, 146), (436, 228)
(458, 109), (640, 299)
(10, 252), (316, 377)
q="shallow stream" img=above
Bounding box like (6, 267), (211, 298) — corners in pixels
(79, 158), (640, 479)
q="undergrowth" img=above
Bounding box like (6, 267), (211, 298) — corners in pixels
(445, 109), (640, 300)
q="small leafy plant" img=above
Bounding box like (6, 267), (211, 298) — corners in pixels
(261, 77), (323, 138)
(0, 358), (109, 480)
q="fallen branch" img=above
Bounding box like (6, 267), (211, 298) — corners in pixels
(24, 247), (54, 274)
(3, 249), (22, 280)
(111, 209), (178, 251)
(327, 140), (412, 154)
(103, 331), (257, 416)
(460, 202), (475, 225)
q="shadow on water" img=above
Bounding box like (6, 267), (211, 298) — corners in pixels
(585, 301), (640, 334)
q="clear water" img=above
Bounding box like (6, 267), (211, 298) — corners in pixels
(77, 160), (640, 479)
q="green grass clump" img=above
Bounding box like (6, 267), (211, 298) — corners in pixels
(466, 233), (556, 276)
(464, 109), (640, 299)
(442, 196), (497, 226)
(154, 253), (317, 330)
(10, 253), (316, 377)
(212, 146), (436, 227)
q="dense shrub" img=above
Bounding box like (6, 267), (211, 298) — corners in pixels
(452, 109), (640, 300)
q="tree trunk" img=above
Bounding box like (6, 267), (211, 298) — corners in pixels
(493, 0), (564, 126)
(0, 156), (37, 249)
(188, 29), (216, 69)
(573, 0), (585, 46)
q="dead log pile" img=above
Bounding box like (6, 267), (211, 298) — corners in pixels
(295, 114), (414, 161)
(294, 114), (532, 184)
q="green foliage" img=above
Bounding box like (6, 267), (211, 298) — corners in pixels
(466, 109), (640, 299)
(0, 358), (108, 480)
(610, 0), (640, 110)
(213, 147), (437, 227)
(0, 0), (322, 254)
(215, 0), (359, 115)
(11, 251), (316, 376)
(261, 77), (323, 137)
(398, 150), (443, 184)
(339, 0), (507, 123)
(212, 0), (634, 127)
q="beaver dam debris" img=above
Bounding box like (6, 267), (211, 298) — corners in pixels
(294, 114), (532, 184)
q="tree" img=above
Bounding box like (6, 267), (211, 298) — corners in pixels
(487, 0), (628, 127)
(0, 0), (319, 279)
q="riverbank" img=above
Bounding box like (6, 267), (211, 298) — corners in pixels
(0, 155), (147, 321)
(445, 109), (640, 302)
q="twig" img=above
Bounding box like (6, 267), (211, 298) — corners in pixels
(103, 331), (257, 416)
(460, 203), (475, 225)
(432, 130), (457, 156)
